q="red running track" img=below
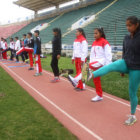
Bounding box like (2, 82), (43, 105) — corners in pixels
(0, 60), (140, 140)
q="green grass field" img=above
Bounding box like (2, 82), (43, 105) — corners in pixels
(41, 55), (140, 104)
(1, 54), (140, 139)
(0, 67), (77, 140)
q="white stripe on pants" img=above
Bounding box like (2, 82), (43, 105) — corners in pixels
(36, 55), (39, 73)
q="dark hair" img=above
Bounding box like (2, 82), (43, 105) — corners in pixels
(23, 34), (26, 37)
(77, 28), (86, 38)
(10, 38), (13, 41)
(34, 30), (39, 35)
(53, 28), (62, 39)
(3, 39), (7, 42)
(127, 16), (140, 25)
(1, 37), (3, 40)
(28, 32), (32, 37)
(15, 37), (18, 40)
(94, 27), (106, 39)
(127, 16), (140, 29)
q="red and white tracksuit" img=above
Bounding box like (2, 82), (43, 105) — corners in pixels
(15, 40), (21, 51)
(35, 55), (42, 73)
(16, 42), (34, 68)
(2, 42), (8, 60)
(10, 41), (15, 50)
(89, 37), (112, 97)
(72, 34), (88, 89)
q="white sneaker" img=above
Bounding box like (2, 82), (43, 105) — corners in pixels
(91, 95), (103, 102)
(68, 75), (77, 87)
(83, 83), (86, 90)
(87, 70), (93, 81)
(125, 115), (137, 125)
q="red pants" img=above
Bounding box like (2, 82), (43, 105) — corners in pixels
(17, 47), (33, 67)
(89, 62), (103, 97)
(35, 55), (42, 73)
(29, 52), (33, 67)
(75, 58), (83, 89)
(2, 50), (7, 60)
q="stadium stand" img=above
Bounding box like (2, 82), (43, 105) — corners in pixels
(63, 0), (140, 45)
(0, 23), (28, 39)
(7, 16), (56, 42)
(7, 0), (140, 47)
(8, 0), (110, 44)
(83, 0), (140, 45)
(40, 0), (112, 44)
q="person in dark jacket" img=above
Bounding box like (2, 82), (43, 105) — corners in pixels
(34, 30), (42, 76)
(22, 34), (29, 62)
(51, 28), (62, 82)
(27, 32), (34, 70)
(87, 16), (140, 125)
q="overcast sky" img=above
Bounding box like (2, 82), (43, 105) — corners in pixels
(0, 0), (79, 25)
(0, 0), (34, 24)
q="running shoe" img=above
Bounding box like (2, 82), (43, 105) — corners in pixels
(51, 77), (60, 83)
(91, 95), (103, 102)
(28, 67), (34, 70)
(74, 87), (85, 91)
(34, 73), (40, 77)
(125, 115), (137, 125)
(87, 70), (93, 81)
(39, 72), (43, 75)
(68, 75), (77, 87)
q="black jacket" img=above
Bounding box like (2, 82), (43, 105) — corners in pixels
(27, 38), (34, 48)
(52, 36), (61, 56)
(123, 28), (140, 70)
(34, 36), (41, 55)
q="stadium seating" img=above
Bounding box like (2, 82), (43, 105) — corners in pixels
(39, 0), (111, 44)
(7, 16), (56, 42)
(6, 0), (140, 46)
(63, 0), (140, 45)
(0, 23), (28, 39)
(7, 0), (111, 44)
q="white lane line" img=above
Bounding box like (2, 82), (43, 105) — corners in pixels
(42, 70), (140, 111)
(1, 63), (103, 140)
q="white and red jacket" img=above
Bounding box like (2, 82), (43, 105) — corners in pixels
(10, 41), (15, 50)
(15, 40), (21, 51)
(90, 37), (112, 65)
(72, 35), (88, 62)
(0, 41), (3, 49)
(2, 42), (8, 50)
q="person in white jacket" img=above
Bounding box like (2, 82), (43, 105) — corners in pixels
(89, 27), (112, 102)
(2, 38), (15, 60)
(2, 39), (8, 60)
(68, 28), (88, 91)
(15, 37), (21, 62)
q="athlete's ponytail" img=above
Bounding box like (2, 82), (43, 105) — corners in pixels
(77, 28), (86, 38)
(95, 27), (106, 39)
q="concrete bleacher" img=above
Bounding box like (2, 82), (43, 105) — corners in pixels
(83, 0), (140, 45)
(63, 0), (140, 46)
(6, 0), (140, 47)
(40, 0), (111, 44)
(0, 23), (29, 39)
(7, 16), (56, 42)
